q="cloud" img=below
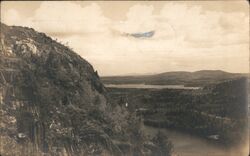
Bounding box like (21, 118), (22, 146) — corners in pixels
(1, 1), (248, 75)
(159, 3), (248, 46)
(113, 4), (155, 33)
(2, 2), (110, 35)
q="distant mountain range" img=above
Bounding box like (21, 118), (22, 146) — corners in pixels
(101, 70), (248, 87)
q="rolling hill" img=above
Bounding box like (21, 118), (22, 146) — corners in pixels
(101, 70), (247, 87)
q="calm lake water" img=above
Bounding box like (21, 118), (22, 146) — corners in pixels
(105, 84), (201, 90)
(142, 125), (248, 156)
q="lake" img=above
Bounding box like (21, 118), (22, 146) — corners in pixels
(142, 125), (248, 156)
(105, 84), (201, 90)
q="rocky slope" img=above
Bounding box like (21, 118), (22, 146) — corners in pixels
(0, 23), (118, 156)
(0, 23), (173, 156)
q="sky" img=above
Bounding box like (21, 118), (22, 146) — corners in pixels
(1, 1), (249, 76)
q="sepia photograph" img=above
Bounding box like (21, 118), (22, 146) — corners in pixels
(0, 1), (249, 156)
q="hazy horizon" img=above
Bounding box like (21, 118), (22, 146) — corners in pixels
(1, 1), (249, 75)
(100, 69), (248, 77)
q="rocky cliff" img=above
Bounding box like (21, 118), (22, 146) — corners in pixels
(0, 23), (118, 155)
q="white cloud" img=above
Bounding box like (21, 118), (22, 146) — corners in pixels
(114, 4), (156, 33)
(34, 2), (109, 34)
(2, 2), (110, 35)
(160, 3), (249, 45)
(1, 1), (248, 75)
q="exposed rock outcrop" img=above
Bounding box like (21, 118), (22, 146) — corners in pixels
(0, 23), (116, 156)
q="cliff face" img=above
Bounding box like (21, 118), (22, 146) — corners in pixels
(0, 23), (115, 155)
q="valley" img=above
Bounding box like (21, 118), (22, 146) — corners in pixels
(104, 77), (248, 156)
